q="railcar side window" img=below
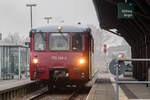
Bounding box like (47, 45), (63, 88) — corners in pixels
(49, 33), (70, 51)
(34, 33), (46, 51)
(72, 33), (84, 51)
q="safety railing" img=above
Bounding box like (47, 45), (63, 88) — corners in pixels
(111, 58), (150, 100)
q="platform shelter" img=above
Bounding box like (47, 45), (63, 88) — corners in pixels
(0, 44), (29, 80)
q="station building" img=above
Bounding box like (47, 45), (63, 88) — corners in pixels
(0, 43), (29, 80)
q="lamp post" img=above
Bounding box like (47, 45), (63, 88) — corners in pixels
(26, 4), (37, 29)
(44, 17), (52, 24)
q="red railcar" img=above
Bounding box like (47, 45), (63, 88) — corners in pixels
(29, 24), (94, 89)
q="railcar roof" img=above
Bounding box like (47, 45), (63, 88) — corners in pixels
(31, 24), (90, 33)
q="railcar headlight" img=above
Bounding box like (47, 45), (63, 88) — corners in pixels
(79, 58), (85, 64)
(33, 58), (38, 64)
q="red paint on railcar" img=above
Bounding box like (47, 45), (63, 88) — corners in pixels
(29, 25), (94, 86)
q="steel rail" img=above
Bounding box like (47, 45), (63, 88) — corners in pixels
(28, 88), (48, 100)
(67, 91), (78, 100)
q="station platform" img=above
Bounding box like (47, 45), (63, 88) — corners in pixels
(86, 72), (116, 100)
(86, 72), (150, 100)
(0, 78), (34, 92)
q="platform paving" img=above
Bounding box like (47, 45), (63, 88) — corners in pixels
(86, 78), (115, 100)
(86, 72), (116, 100)
(86, 71), (150, 100)
(0, 78), (34, 92)
(120, 84), (150, 100)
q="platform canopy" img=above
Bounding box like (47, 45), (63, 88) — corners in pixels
(93, 0), (150, 46)
(93, 0), (150, 80)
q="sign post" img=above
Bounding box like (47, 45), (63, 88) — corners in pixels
(109, 58), (150, 100)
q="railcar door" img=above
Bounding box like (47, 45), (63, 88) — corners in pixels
(88, 33), (94, 79)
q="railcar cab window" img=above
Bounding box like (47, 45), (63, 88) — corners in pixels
(34, 33), (46, 51)
(72, 33), (84, 51)
(49, 33), (70, 51)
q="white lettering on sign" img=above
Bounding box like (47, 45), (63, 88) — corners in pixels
(51, 56), (67, 60)
(122, 9), (133, 13)
(124, 14), (132, 17)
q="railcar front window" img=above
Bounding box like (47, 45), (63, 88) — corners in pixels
(34, 33), (46, 51)
(49, 33), (70, 50)
(72, 33), (84, 51)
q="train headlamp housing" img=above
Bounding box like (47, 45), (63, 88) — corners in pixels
(33, 58), (38, 64)
(79, 58), (85, 64)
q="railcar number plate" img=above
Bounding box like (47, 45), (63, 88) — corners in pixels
(51, 56), (67, 60)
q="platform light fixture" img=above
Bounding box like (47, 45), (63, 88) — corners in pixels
(26, 4), (37, 29)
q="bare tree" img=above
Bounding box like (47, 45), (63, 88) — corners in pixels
(3, 33), (23, 45)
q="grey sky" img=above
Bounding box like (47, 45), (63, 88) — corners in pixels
(0, 0), (99, 38)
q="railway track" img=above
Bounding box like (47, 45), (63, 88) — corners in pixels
(30, 85), (91, 100)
